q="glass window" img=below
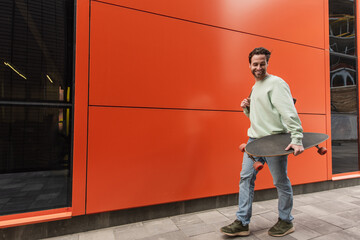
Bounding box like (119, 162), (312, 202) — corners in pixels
(0, 106), (72, 215)
(329, 0), (359, 174)
(0, 0), (73, 215)
(0, 106), (71, 173)
(0, 0), (73, 103)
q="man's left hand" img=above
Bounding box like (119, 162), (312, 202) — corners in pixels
(285, 144), (304, 156)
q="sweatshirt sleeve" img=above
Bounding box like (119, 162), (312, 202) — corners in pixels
(270, 80), (303, 145)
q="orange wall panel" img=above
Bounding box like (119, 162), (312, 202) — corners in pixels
(89, 2), (326, 114)
(87, 107), (246, 213)
(288, 114), (328, 185)
(87, 107), (328, 214)
(72, 0), (90, 216)
(94, 0), (325, 48)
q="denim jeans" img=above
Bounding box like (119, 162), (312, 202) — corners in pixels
(236, 138), (294, 225)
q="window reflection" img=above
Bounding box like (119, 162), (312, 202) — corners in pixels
(0, 106), (72, 215)
(329, 0), (359, 174)
(329, 15), (355, 55)
(330, 55), (356, 87)
(0, 106), (71, 173)
(0, 0), (73, 215)
(329, 0), (355, 56)
(0, 0), (73, 102)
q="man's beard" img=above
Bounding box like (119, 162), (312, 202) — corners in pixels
(252, 70), (266, 79)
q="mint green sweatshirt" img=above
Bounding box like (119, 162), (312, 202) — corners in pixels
(244, 74), (303, 145)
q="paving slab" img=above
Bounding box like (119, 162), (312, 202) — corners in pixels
(142, 218), (179, 236)
(297, 218), (342, 235)
(248, 215), (274, 232)
(196, 210), (228, 224)
(253, 229), (297, 240)
(138, 230), (189, 240)
(170, 213), (203, 227)
(178, 221), (214, 237)
(311, 230), (360, 240)
(295, 205), (330, 218)
(318, 213), (357, 229)
(113, 222), (150, 240)
(216, 205), (238, 218)
(289, 223), (321, 240)
(79, 228), (115, 240)
(344, 226), (360, 238)
(189, 231), (259, 240)
(337, 209), (360, 222)
(42, 234), (79, 240)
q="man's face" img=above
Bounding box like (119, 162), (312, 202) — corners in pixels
(249, 54), (268, 80)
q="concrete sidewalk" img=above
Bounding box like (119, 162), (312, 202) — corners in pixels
(44, 185), (360, 240)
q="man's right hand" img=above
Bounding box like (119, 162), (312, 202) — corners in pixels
(241, 98), (250, 109)
(285, 144), (304, 156)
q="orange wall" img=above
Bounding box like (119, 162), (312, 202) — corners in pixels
(89, 1), (326, 114)
(79, 0), (330, 214)
(96, 0), (325, 49)
(72, 0), (90, 216)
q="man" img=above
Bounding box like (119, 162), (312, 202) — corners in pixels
(220, 47), (304, 237)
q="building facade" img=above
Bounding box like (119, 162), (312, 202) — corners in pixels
(0, 0), (359, 232)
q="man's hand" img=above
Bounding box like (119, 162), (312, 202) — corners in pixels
(241, 98), (250, 109)
(285, 144), (304, 156)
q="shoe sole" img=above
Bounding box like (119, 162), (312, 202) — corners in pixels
(220, 229), (250, 236)
(268, 226), (295, 237)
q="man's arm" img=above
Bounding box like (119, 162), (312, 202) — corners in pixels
(271, 80), (304, 156)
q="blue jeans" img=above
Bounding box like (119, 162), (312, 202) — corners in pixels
(236, 138), (294, 225)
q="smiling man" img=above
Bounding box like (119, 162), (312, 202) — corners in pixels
(220, 47), (304, 237)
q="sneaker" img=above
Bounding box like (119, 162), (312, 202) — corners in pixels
(220, 219), (250, 236)
(268, 218), (295, 237)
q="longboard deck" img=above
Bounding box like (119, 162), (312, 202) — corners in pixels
(245, 132), (328, 157)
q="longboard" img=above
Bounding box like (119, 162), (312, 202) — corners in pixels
(239, 132), (328, 171)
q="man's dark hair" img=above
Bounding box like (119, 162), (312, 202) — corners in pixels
(248, 47), (271, 64)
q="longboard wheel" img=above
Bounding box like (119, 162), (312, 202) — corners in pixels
(253, 161), (263, 171)
(317, 147), (327, 155)
(239, 143), (247, 152)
